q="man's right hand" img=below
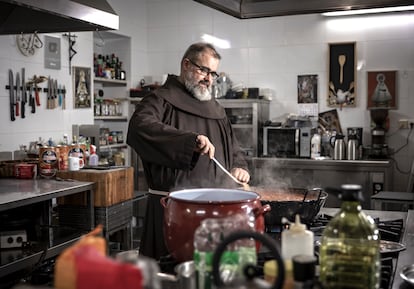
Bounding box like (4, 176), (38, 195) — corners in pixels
(195, 135), (215, 159)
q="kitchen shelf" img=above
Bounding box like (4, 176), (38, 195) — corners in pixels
(94, 116), (128, 121)
(217, 99), (270, 157)
(100, 143), (128, 150)
(94, 77), (127, 86)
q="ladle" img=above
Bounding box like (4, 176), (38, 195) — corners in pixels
(212, 157), (250, 189)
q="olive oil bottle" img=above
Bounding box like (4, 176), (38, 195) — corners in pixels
(319, 184), (380, 289)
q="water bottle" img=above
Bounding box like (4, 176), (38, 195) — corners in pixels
(319, 184), (380, 289)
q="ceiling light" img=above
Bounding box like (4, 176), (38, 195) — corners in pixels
(201, 34), (231, 49)
(322, 5), (414, 16)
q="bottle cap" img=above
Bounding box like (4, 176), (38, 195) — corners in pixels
(290, 214), (306, 232)
(292, 254), (317, 282)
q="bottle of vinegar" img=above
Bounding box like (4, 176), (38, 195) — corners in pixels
(319, 184), (380, 289)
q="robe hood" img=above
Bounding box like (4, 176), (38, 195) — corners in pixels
(154, 75), (226, 119)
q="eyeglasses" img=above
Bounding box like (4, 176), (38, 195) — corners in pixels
(186, 58), (219, 79)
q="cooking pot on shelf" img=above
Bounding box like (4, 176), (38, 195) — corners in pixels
(161, 188), (271, 262)
(250, 187), (328, 226)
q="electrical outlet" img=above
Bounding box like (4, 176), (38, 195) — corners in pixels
(399, 119), (409, 129)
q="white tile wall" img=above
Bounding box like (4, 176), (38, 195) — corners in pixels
(0, 0), (413, 190)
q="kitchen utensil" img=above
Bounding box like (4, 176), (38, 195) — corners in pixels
(379, 240), (406, 254)
(330, 133), (346, 160)
(8, 69), (15, 121)
(15, 72), (20, 117)
(212, 230), (285, 289)
(253, 187), (328, 226)
(400, 264), (414, 286)
(338, 54), (346, 84)
(212, 157), (244, 186)
(21, 68), (26, 118)
(160, 188), (270, 262)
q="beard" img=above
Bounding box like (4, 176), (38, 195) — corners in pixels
(183, 71), (212, 101)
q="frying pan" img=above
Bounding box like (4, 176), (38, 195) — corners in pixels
(250, 187), (328, 226)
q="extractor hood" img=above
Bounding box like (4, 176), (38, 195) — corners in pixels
(0, 0), (119, 35)
(194, 0), (414, 19)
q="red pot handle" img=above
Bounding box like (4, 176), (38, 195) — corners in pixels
(253, 203), (271, 217)
(160, 196), (170, 208)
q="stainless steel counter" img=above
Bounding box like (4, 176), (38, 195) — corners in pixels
(0, 178), (95, 279)
(250, 158), (393, 208)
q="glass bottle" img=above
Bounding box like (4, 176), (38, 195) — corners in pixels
(319, 184), (380, 289)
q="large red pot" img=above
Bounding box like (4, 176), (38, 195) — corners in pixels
(160, 188), (271, 262)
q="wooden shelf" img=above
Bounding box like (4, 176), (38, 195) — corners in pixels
(94, 77), (127, 86)
(94, 116), (128, 121)
(100, 143), (128, 150)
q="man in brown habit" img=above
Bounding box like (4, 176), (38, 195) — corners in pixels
(127, 42), (250, 260)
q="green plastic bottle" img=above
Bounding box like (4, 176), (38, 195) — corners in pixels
(319, 184), (380, 289)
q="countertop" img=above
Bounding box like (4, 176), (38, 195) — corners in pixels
(0, 178), (94, 212)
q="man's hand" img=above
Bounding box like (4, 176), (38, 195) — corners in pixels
(196, 135), (215, 159)
(231, 168), (250, 184)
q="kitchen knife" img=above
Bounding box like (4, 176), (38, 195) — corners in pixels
(8, 69), (15, 121)
(62, 85), (66, 110)
(29, 85), (36, 113)
(54, 79), (58, 109)
(15, 72), (20, 117)
(21, 68), (26, 118)
(58, 84), (62, 107)
(47, 77), (52, 109)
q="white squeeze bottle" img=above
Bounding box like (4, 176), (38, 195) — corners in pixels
(311, 130), (321, 159)
(281, 214), (314, 261)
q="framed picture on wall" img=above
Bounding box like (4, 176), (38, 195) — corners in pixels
(328, 42), (356, 108)
(298, 74), (318, 104)
(367, 70), (397, 109)
(73, 66), (91, 109)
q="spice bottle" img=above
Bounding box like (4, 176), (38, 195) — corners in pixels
(319, 184), (380, 289)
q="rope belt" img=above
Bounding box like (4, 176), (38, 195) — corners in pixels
(148, 188), (169, 196)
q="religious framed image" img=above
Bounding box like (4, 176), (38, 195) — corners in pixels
(73, 66), (91, 108)
(367, 70), (397, 109)
(328, 42), (356, 108)
(319, 109), (343, 134)
(298, 74), (318, 103)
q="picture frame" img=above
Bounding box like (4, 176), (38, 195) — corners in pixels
(367, 70), (397, 109)
(73, 66), (91, 109)
(298, 74), (318, 104)
(328, 42), (356, 108)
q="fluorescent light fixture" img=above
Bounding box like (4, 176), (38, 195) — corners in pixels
(201, 34), (231, 49)
(322, 5), (414, 16)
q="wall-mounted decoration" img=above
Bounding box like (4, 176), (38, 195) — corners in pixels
(328, 42), (356, 109)
(44, 36), (61, 70)
(319, 109), (343, 134)
(298, 74), (318, 103)
(367, 71), (397, 109)
(16, 32), (43, 56)
(73, 66), (91, 109)
(298, 74), (318, 116)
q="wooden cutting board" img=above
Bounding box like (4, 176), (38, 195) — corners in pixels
(57, 167), (134, 207)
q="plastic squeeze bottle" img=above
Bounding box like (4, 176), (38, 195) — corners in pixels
(88, 144), (99, 166)
(281, 214), (314, 261)
(281, 215), (314, 289)
(319, 184), (380, 289)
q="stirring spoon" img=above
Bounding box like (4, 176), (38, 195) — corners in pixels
(212, 157), (250, 189)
